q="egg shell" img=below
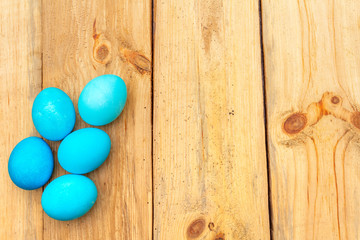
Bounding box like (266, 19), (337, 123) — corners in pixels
(8, 137), (54, 190)
(58, 128), (111, 174)
(78, 74), (127, 126)
(32, 87), (76, 141)
(42, 174), (97, 221)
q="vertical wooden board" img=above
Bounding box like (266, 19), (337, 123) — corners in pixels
(153, 0), (269, 239)
(0, 0), (43, 239)
(42, 0), (152, 239)
(262, 0), (360, 239)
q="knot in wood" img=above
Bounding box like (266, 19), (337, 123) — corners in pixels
(93, 42), (111, 64)
(283, 113), (307, 134)
(187, 218), (206, 238)
(122, 48), (151, 74)
(95, 44), (109, 62)
(331, 96), (340, 104)
(215, 232), (225, 240)
(351, 112), (360, 129)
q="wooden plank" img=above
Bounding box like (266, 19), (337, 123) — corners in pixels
(42, 0), (152, 239)
(153, 0), (270, 239)
(262, 0), (360, 239)
(0, 0), (43, 239)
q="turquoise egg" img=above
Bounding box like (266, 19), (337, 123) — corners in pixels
(32, 87), (76, 141)
(58, 128), (111, 174)
(8, 137), (53, 190)
(78, 74), (127, 126)
(42, 174), (97, 221)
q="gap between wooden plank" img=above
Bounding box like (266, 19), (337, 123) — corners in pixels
(151, 0), (155, 239)
(258, 0), (273, 239)
(41, 13), (44, 240)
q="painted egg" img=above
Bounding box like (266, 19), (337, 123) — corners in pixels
(41, 174), (98, 221)
(32, 87), (76, 141)
(58, 128), (111, 174)
(78, 74), (127, 126)
(8, 137), (53, 190)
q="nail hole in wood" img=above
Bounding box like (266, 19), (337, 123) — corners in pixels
(208, 222), (215, 231)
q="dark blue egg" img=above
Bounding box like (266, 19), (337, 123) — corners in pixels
(8, 137), (54, 190)
(32, 87), (76, 141)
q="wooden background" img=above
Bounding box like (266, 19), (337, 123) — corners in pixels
(0, 0), (359, 239)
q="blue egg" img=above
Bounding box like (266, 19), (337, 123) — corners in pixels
(42, 174), (97, 221)
(32, 87), (76, 141)
(58, 128), (111, 174)
(78, 74), (127, 126)
(8, 137), (54, 190)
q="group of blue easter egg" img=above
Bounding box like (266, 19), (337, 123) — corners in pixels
(8, 75), (127, 221)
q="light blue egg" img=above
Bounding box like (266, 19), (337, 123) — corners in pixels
(78, 74), (127, 126)
(32, 87), (76, 141)
(58, 128), (111, 174)
(42, 174), (97, 221)
(8, 137), (53, 190)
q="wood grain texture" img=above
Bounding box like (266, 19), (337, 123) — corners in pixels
(262, 0), (360, 239)
(5, 0), (360, 238)
(0, 1), (43, 239)
(153, 0), (270, 239)
(42, 0), (152, 239)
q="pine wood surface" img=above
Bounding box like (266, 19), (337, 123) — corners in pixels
(1, 0), (359, 239)
(41, 0), (152, 239)
(153, 0), (269, 239)
(262, 0), (360, 239)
